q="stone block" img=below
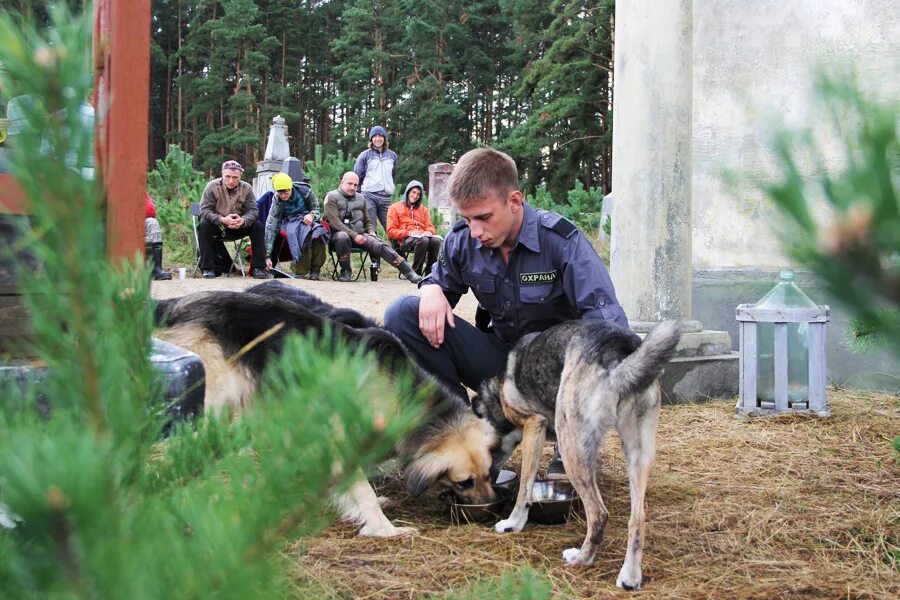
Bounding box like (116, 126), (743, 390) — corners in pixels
(661, 352), (739, 404)
(673, 329), (733, 357)
(428, 162), (454, 208)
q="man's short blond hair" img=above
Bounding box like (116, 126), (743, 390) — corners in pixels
(448, 148), (518, 208)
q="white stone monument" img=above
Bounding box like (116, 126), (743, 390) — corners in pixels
(253, 116), (291, 198)
(263, 115), (290, 161)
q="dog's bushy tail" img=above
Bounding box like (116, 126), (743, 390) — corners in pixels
(608, 320), (681, 396)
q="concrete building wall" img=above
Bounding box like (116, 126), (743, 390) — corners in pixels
(667, 1), (900, 390)
(691, 0), (900, 268)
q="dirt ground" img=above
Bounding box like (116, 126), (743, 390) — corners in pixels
(150, 270), (479, 325)
(150, 274), (899, 599)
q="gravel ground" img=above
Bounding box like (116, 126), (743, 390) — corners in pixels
(150, 270), (480, 325)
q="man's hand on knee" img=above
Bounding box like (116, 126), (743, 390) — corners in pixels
(418, 285), (454, 348)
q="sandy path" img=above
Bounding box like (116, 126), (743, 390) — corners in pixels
(150, 272), (479, 325)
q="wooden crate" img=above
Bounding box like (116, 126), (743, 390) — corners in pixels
(735, 303), (830, 417)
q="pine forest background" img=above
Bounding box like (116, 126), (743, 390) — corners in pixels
(146, 0), (614, 202)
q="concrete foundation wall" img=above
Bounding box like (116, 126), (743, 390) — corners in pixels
(691, 0), (900, 268)
(692, 269), (898, 392)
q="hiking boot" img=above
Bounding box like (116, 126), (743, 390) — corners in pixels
(546, 448), (567, 481)
(338, 258), (352, 282)
(148, 243), (172, 280)
(253, 270), (274, 280)
(202, 270), (217, 279)
(291, 259), (309, 277)
(398, 261), (423, 284)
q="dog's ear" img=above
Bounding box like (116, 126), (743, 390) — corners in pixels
(405, 459), (447, 497)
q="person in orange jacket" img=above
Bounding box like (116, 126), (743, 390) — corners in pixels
(386, 180), (443, 276)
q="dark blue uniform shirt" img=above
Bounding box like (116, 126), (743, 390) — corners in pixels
(422, 202), (628, 344)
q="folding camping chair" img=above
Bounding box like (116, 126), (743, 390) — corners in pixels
(190, 202), (249, 277)
(328, 245), (369, 282)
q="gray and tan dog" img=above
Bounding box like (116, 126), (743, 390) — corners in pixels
(472, 319), (680, 590)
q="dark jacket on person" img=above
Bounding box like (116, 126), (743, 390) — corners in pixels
(199, 178), (258, 226)
(262, 182), (320, 254)
(323, 187), (373, 237)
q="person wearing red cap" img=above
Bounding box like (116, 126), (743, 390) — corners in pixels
(197, 160), (272, 279)
(145, 193), (171, 280)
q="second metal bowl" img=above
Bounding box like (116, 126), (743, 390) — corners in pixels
(528, 479), (583, 525)
(441, 485), (512, 524)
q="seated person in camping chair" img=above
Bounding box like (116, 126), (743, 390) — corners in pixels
(387, 180), (442, 277)
(323, 171), (422, 284)
(262, 172), (329, 280)
(198, 159), (271, 279)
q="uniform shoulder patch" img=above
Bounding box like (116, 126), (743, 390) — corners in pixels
(452, 218), (469, 232)
(539, 211), (577, 238)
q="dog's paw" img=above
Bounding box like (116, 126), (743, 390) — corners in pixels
(389, 525), (417, 538)
(562, 547), (594, 566)
(359, 523), (417, 538)
(494, 518), (525, 533)
(616, 565), (643, 590)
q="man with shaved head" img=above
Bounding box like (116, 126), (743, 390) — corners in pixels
(322, 172), (421, 283)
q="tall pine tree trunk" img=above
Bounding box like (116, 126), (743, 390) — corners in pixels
(165, 48), (172, 141)
(177, 5), (183, 141)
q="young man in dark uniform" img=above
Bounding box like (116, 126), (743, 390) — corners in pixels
(384, 147), (628, 478)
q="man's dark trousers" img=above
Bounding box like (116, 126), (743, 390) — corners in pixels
(198, 219), (266, 273)
(384, 295), (512, 399)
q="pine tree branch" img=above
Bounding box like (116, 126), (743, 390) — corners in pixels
(557, 134), (606, 149)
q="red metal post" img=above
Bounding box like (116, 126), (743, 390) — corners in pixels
(0, 177), (26, 214)
(95, 0), (151, 261)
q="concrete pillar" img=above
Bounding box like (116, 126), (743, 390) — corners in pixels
(611, 0), (693, 326)
(428, 162), (455, 228)
(610, 1), (738, 403)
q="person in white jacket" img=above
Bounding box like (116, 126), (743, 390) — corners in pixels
(353, 125), (398, 273)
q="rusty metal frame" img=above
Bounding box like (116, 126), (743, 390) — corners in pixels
(0, 0), (150, 261)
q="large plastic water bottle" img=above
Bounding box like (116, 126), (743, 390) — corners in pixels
(756, 270), (818, 406)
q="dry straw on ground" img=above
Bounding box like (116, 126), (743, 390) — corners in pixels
(286, 389), (899, 599)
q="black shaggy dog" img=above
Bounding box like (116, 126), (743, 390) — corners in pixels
(153, 281), (499, 537)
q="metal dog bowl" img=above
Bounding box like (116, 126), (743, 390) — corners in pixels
(441, 485), (512, 524)
(495, 469), (518, 489)
(528, 480), (583, 525)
